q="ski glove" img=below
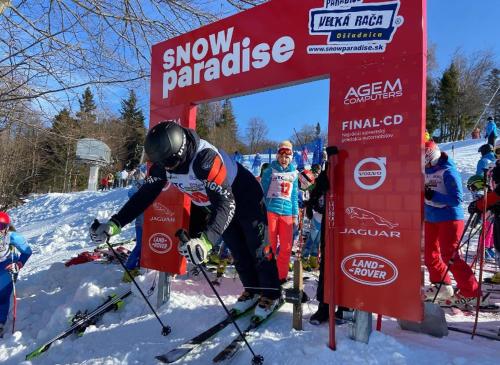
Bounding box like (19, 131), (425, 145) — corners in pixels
(89, 219), (121, 245)
(6, 262), (22, 282)
(424, 187), (435, 200)
(178, 233), (212, 265)
(468, 201), (480, 215)
(5, 262), (22, 274)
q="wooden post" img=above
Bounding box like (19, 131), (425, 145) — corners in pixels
(292, 259), (303, 330)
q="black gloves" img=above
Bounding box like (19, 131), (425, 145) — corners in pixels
(424, 187), (435, 200)
(468, 201), (480, 215)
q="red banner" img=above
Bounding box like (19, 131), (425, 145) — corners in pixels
(145, 0), (425, 322)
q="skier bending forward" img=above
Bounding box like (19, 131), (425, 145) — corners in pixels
(89, 121), (281, 320)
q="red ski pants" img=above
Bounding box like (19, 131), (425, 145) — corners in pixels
(424, 220), (479, 297)
(267, 212), (293, 281)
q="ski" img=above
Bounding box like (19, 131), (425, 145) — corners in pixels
(448, 326), (500, 341)
(25, 290), (131, 360)
(155, 306), (255, 363)
(212, 300), (285, 363)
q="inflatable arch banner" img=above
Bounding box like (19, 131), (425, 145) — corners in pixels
(144, 0), (426, 329)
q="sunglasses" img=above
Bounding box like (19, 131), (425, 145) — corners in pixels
(278, 148), (292, 156)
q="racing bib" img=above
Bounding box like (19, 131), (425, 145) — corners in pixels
(266, 171), (296, 201)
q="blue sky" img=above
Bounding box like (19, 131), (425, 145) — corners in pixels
(229, 0), (500, 143)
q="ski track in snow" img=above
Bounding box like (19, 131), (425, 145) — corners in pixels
(0, 139), (499, 364)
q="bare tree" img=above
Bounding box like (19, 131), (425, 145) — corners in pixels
(245, 117), (268, 154)
(0, 0), (267, 110)
(452, 50), (496, 139)
(290, 124), (317, 147)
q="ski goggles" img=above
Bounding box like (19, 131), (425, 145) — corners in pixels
(495, 147), (500, 157)
(467, 180), (485, 192)
(277, 148), (292, 156)
(0, 222), (8, 231)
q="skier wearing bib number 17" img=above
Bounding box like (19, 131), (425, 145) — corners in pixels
(261, 141), (299, 283)
(89, 121), (281, 320)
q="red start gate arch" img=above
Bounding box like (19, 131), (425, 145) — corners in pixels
(143, 0), (426, 347)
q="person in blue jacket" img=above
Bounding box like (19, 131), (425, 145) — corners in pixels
(0, 212), (31, 337)
(484, 116), (498, 146)
(476, 144), (495, 176)
(423, 142), (484, 308)
(122, 180), (144, 282)
(251, 153), (262, 177)
(261, 141), (298, 282)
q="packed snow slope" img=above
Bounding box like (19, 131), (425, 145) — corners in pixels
(0, 139), (499, 365)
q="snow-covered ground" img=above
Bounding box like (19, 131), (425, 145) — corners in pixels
(1, 139), (499, 365)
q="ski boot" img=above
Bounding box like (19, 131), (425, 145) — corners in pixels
(231, 291), (259, 315)
(308, 256), (319, 271)
(310, 302), (329, 325)
(424, 284), (454, 301)
(253, 296), (279, 322)
(122, 268), (141, 283)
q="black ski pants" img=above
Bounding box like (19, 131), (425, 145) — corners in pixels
(190, 164), (281, 299)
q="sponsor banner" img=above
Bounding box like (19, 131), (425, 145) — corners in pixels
(308, 0), (404, 54)
(141, 106), (195, 275)
(148, 0), (425, 321)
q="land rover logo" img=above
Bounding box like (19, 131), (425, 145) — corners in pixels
(149, 233), (172, 254)
(341, 253), (398, 286)
(353, 157), (386, 190)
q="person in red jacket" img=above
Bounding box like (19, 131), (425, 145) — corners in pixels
(469, 161), (500, 284)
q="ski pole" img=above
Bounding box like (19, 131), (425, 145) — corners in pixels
(10, 246), (17, 334)
(98, 224), (171, 336)
(472, 171), (489, 339)
(432, 212), (475, 303)
(176, 229), (264, 365)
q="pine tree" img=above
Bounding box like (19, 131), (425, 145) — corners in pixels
(76, 87), (97, 124)
(39, 108), (81, 192)
(218, 99), (238, 150)
(120, 90), (146, 169)
(438, 63), (460, 141)
(426, 77), (439, 134)
(196, 103), (211, 139)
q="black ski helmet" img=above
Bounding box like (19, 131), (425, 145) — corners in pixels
(478, 144), (493, 156)
(144, 121), (187, 169)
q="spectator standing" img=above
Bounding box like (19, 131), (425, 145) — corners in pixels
(120, 169), (129, 188)
(252, 153), (262, 177)
(107, 173), (115, 189)
(485, 116), (498, 146)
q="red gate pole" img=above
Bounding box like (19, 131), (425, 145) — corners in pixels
(326, 147), (338, 350)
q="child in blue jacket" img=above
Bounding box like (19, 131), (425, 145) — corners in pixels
(261, 141), (298, 282)
(0, 212), (31, 337)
